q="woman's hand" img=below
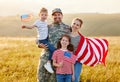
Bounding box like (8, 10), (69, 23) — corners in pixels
(72, 74), (75, 82)
(38, 43), (48, 50)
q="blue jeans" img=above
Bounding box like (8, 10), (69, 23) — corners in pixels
(56, 74), (72, 82)
(74, 61), (82, 82)
(38, 38), (56, 60)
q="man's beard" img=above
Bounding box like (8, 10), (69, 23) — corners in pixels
(54, 18), (62, 24)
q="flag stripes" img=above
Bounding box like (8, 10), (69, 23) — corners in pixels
(75, 33), (108, 66)
(21, 14), (32, 22)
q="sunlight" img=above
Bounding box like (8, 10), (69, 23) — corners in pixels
(0, 0), (120, 16)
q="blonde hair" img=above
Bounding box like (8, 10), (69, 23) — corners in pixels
(39, 7), (48, 15)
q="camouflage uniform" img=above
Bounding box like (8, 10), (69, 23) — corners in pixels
(37, 22), (70, 82)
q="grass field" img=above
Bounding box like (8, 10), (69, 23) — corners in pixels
(0, 37), (120, 82)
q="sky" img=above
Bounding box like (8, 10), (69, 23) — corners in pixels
(0, 0), (120, 16)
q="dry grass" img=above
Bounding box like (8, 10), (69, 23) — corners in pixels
(0, 37), (41, 82)
(0, 37), (120, 82)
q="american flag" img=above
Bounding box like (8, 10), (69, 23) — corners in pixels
(64, 52), (76, 64)
(75, 33), (108, 66)
(21, 14), (32, 22)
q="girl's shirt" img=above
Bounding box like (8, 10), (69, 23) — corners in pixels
(52, 49), (73, 74)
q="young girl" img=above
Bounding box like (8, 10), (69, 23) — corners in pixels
(52, 34), (76, 82)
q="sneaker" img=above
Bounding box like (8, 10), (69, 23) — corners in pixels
(44, 62), (54, 73)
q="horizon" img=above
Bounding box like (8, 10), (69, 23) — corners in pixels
(1, 12), (120, 17)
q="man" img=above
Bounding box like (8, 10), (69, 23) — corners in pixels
(37, 8), (70, 82)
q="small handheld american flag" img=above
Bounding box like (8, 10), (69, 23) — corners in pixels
(64, 51), (76, 64)
(21, 14), (33, 22)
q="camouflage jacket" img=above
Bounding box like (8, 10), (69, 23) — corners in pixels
(38, 22), (70, 82)
(40, 22), (70, 59)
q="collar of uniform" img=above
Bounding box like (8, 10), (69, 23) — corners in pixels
(52, 22), (64, 27)
(53, 22), (63, 25)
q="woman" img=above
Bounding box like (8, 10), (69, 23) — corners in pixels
(70, 18), (83, 82)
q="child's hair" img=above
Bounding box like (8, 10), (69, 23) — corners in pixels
(57, 34), (74, 52)
(39, 7), (48, 14)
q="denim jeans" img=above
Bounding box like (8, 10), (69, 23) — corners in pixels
(56, 74), (72, 82)
(74, 61), (82, 82)
(38, 38), (56, 60)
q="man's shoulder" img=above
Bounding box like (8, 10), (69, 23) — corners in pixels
(48, 23), (52, 28)
(48, 22), (70, 33)
(48, 22), (69, 27)
(60, 22), (70, 28)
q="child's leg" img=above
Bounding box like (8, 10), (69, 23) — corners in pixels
(40, 40), (56, 73)
(44, 43), (56, 73)
(40, 39), (56, 60)
(44, 60), (54, 73)
(48, 46), (56, 60)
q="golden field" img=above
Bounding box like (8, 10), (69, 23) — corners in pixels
(0, 37), (120, 82)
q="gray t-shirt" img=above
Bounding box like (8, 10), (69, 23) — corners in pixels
(70, 35), (81, 53)
(33, 20), (48, 40)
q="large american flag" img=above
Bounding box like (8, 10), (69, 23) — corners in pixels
(75, 33), (108, 67)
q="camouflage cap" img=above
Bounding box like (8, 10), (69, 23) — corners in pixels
(52, 8), (63, 15)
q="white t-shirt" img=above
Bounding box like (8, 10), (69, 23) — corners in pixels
(33, 20), (48, 40)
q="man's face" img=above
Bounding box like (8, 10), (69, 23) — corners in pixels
(52, 12), (63, 24)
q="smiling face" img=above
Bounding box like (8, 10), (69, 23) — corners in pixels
(39, 12), (48, 21)
(52, 12), (63, 24)
(71, 20), (81, 31)
(60, 36), (69, 48)
(71, 18), (83, 32)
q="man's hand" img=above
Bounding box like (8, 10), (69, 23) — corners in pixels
(22, 25), (26, 29)
(38, 43), (48, 50)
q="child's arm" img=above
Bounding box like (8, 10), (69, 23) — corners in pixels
(72, 64), (75, 81)
(53, 60), (63, 68)
(22, 25), (36, 29)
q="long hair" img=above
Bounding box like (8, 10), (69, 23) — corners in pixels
(57, 34), (74, 52)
